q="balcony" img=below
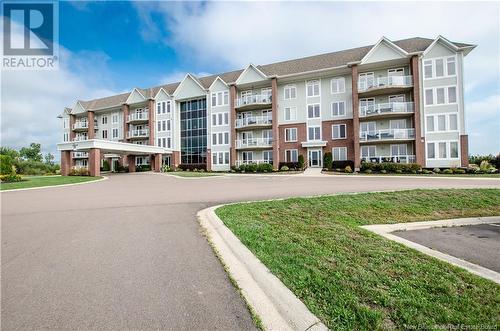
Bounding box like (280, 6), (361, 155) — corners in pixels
(235, 138), (273, 149)
(127, 129), (149, 140)
(358, 75), (413, 97)
(72, 152), (88, 158)
(359, 128), (415, 142)
(235, 94), (272, 110)
(360, 102), (414, 118)
(73, 136), (88, 142)
(235, 159), (273, 167)
(127, 111), (149, 124)
(72, 121), (98, 131)
(361, 155), (416, 164)
(235, 115), (272, 129)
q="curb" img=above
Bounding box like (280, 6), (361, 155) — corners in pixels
(0, 176), (108, 193)
(361, 216), (500, 284)
(198, 206), (328, 331)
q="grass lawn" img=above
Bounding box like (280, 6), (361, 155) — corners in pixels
(323, 171), (500, 178)
(216, 189), (500, 330)
(168, 171), (222, 177)
(0, 175), (101, 191)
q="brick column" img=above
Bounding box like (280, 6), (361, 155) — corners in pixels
(411, 55), (424, 166)
(60, 150), (72, 176)
(69, 115), (76, 141)
(229, 85), (237, 167)
(87, 111), (95, 139)
(127, 155), (136, 173)
(271, 77), (279, 170)
(460, 135), (469, 167)
(151, 153), (161, 172)
(89, 148), (101, 176)
(148, 99), (155, 146)
(171, 151), (180, 170)
(351, 65), (360, 171)
(206, 149), (212, 171)
(122, 104), (129, 141)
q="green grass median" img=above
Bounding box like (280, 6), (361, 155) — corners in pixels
(216, 189), (500, 330)
(0, 175), (101, 191)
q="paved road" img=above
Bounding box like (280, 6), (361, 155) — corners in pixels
(2, 173), (499, 329)
(395, 223), (500, 272)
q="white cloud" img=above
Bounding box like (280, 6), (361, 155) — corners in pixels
(465, 94), (500, 155)
(159, 71), (212, 85)
(134, 1), (500, 154)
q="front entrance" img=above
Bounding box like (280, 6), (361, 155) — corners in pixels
(308, 149), (322, 168)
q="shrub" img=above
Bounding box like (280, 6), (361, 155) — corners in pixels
(380, 169), (387, 174)
(469, 154), (495, 166)
(433, 168), (441, 173)
(69, 168), (90, 176)
(161, 165), (171, 172)
(364, 169), (372, 174)
(257, 163), (273, 173)
(0, 173), (23, 182)
(344, 165), (353, 173)
(332, 160), (354, 170)
(280, 165), (290, 171)
(136, 165), (151, 172)
(323, 152), (333, 170)
(193, 168), (199, 172)
(442, 169), (453, 174)
(395, 169), (403, 174)
(178, 164), (207, 171)
(422, 169), (432, 174)
(479, 160), (493, 172)
(14, 160), (59, 175)
(0, 155), (14, 175)
(454, 168), (466, 174)
(298, 154), (305, 169)
(102, 160), (110, 171)
(278, 162), (301, 171)
(360, 162), (420, 173)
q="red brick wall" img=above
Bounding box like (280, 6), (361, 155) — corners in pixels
(322, 119), (355, 161)
(278, 123), (307, 162)
(69, 115), (76, 141)
(88, 148), (101, 176)
(206, 149), (212, 171)
(122, 104), (129, 142)
(148, 100), (155, 146)
(411, 55), (424, 166)
(87, 111), (95, 139)
(229, 85), (237, 166)
(460, 135), (469, 167)
(271, 78), (279, 170)
(351, 65), (360, 170)
(127, 155), (136, 172)
(60, 151), (72, 176)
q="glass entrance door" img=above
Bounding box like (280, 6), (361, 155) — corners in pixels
(308, 149), (322, 168)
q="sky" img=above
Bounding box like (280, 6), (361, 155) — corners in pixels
(1, 1), (499, 160)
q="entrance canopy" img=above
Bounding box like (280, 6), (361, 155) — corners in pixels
(57, 139), (171, 156)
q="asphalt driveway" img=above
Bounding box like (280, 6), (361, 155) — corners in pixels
(1, 173), (499, 329)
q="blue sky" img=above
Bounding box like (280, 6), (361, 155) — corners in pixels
(1, 1), (499, 159)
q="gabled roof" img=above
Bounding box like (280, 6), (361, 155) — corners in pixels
(73, 36), (475, 112)
(125, 88), (147, 104)
(235, 63), (268, 84)
(172, 73), (207, 97)
(360, 36), (408, 64)
(208, 76), (228, 90)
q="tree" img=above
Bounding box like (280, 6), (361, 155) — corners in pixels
(20, 143), (42, 162)
(44, 153), (55, 165)
(0, 146), (19, 159)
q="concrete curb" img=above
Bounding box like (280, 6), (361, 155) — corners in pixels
(0, 176), (108, 193)
(361, 216), (500, 284)
(323, 173), (500, 180)
(198, 206), (328, 331)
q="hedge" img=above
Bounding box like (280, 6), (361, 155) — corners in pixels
(0, 155), (13, 175)
(332, 160), (354, 170)
(278, 162), (302, 170)
(236, 163), (273, 173)
(178, 163), (207, 171)
(361, 162), (421, 173)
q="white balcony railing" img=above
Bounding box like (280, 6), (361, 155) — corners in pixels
(127, 129), (149, 139)
(359, 128), (415, 142)
(358, 75), (413, 92)
(73, 121), (88, 130)
(361, 155), (416, 164)
(128, 111), (149, 122)
(72, 152), (88, 158)
(235, 159), (273, 167)
(359, 102), (414, 117)
(235, 115), (272, 128)
(73, 136), (88, 141)
(236, 138), (273, 149)
(236, 94), (272, 108)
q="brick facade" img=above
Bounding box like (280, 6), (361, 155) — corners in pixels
(322, 119), (355, 162)
(88, 148), (101, 176)
(229, 85), (237, 167)
(460, 135), (469, 167)
(411, 55), (424, 166)
(60, 150), (72, 176)
(351, 65), (360, 170)
(278, 123), (307, 163)
(271, 77), (279, 170)
(87, 111), (95, 139)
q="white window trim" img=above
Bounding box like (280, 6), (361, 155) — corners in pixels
(424, 85), (458, 107)
(361, 145), (377, 158)
(332, 147), (347, 161)
(332, 124), (347, 140)
(331, 101), (346, 118)
(423, 55), (458, 80)
(285, 149), (298, 162)
(389, 144), (409, 156)
(211, 90), (229, 108)
(283, 84), (297, 100)
(307, 103), (321, 119)
(307, 125), (322, 141)
(306, 79), (321, 98)
(330, 77), (346, 94)
(284, 106), (297, 121)
(284, 128), (298, 142)
(424, 112), (460, 133)
(426, 140), (460, 160)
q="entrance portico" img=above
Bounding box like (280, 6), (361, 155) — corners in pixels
(58, 139), (171, 176)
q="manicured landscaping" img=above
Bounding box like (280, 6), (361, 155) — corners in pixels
(168, 171), (222, 177)
(216, 189), (500, 330)
(0, 175), (101, 191)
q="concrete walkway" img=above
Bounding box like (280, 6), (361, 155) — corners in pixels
(2, 173), (499, 329)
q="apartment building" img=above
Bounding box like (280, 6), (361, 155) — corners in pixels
(58, 36), (475, 176)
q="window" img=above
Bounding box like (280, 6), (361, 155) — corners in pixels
(332, 124), (346, 139)
(427, 143), (435, 159)
(112, 114), (118, 124)
(437, 115), (446, 131)
(211, 93), (216, 106)
(63, 133), (69, 142)
(307, 104), (320, 118)
(331, 101), (346, 117)
(284, 85), (296, 100)
(212, 133), (217, 145)
(167, 120), (171, 131)
(167, 138), (171, 148)
(112, 128), (119, 138)
(285, 149), (298, 162)
(224, 132), (229, 145)
(447, 57), (456, 76)
(449, 114), (458, 131)
(224, 113), (229, 125)
(361, 146), (376, 158)
(157, 102), (162, 114)
(390, 119), (407, 129)
(306, 80), (320, 97)
(426, 116), (435, 132)
(218, 113), (223, 126)
(308, 126), (321, 141)
(448, 86), (457, 103)
(212, 91), (229, 106)
(439, 142), (447, 158)
(212, 112), (229, 126)
(332, 147), (347, 161)
(162, 120), (166, 131)
(360, 121), (376, 133)
(166, 101), (171, 114)
(284, 107), (297, 121)
(102, 116), (108, 125)
(435, 58), (444, 77)
(331, 77), (345, 94)
(212, 114), (216, 126)
(263, 151), (273, 163)
(102, 130), (108, 139)
(436, 88), (445, 104)
(157, 121), (161, 132)
(212, 132), (229, 145)
(424, 60), (433, 79)
(158, 138), (161, 147)
(425, 89), (434, 105)
(450, 141), (459, 158)
(391, 144), (407, 156)
(285, 128), (297, 142)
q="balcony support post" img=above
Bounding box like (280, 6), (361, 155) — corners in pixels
(271, 77), (279, 170)
(60, 150), (72, 176)
(230, 85), (237, 167)
(148, 99), (155, 146)
(69, 114), (76, 141)
(122, 104), (129, 142)
(127, 155), (136, 173)
(351, 65), (360, 171)
(88, 148), (101, 177)
(411, 55), (424, 166)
